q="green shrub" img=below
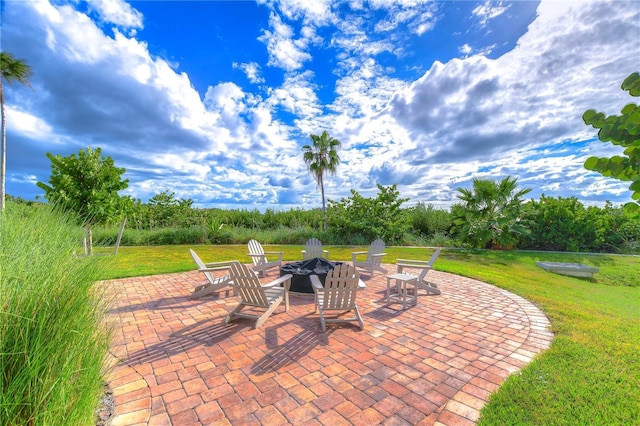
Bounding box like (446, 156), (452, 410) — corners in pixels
(93, 226), (207, 246)
(426, 231), (458, 248)
(522, 196), (640, 253)
(522, 195), (592, 251)
(0, 202), (111, 425)
(451, 176), (532, 249)
(327, 184), (410, 244)
(126, 193), (324, 232)
(91, 194), (639, 252)
(408, 203), (452, 238)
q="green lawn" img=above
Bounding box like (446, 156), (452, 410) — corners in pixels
(97, 245), (640, 424)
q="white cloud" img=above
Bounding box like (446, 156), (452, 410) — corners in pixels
(35, 2), (117, 63)
(412, 19), (436, 37)
(333, 66), (408, 118)
(258, 12), (313, 72)
(233, 62), (265, 84)
(9, 174), (38, 185)
(459, 44), (473, 56)
(373, 2), (437, 35)
(248, 105), (292, 151)
(204, 82), (246, 117)
(86, 0), (143, 30)
(266, 71), (322, 127)
(149, 153), (211, 180)
(260, 0), (335, 26)
(3, 0), (638, 210)
(331, 10), (415, 59)
(387, 0), (639, 173)
(6, 107), (54, 141)
(473, 1), (509, 27)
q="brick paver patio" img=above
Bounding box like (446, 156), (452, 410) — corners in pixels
(105, 263), (553, 425)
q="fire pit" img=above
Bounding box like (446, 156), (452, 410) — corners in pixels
(279, 258), (344, 293)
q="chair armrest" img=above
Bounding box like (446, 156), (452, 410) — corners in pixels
(305, 250), (330, 258)
(351, 251), (367, 262)
(396, 259), (432, 273)
(263, 274), (292, 290)
(396, 259), (430, 267)
(199, 267), (230, 275)
(310, 274), (323, 290)
(264, 251), (284, 260)
(201, 261), (236, 272)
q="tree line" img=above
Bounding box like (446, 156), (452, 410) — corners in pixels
(11, 181), (638, 253)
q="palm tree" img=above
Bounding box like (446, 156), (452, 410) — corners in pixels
(302, 131), (341, 230)
(451, 176), (532, 249)
(1, 51), (33, 211)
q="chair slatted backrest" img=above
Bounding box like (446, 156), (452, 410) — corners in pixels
(304, 238), (323, 259)
(229, 262), (268, 307)
(190, 249), (214, 283)
(247, 239), (265, 266)
(366, 238), (385, 263)
(417, 247), (442, 281)
(321, 264), (360, 310)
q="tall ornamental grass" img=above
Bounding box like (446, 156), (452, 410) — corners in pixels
(0, 203), (111, 425)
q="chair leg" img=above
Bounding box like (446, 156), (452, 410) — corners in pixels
(191, 283), (212, 299)
(254, 297), (282, 329)
(354, 306), (364, 330)
(425, 286), (441, 295)
(319, 310), (326, 332)
(417, 281), (441, 295)
(224, 304), (245, 324)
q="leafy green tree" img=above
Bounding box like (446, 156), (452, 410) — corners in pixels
(327, 184), (409, 244)
(451, 176), (532, 249)
(37, 147), (131, 253)
(147, 190), (195, 228)
(583, 72), (640, 213)
(302, 130), (341, 230)
(1, 51), (33, 211)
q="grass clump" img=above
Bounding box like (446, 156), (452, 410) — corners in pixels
(0, 203), (111, 425)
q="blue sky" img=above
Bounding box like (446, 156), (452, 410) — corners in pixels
(1, 0), (639, 211)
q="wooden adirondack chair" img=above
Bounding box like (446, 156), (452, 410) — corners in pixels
(311, 263), (366, 332)
(302, 238), (329, 260)
(247, 239), (283, 277)
(394, 247), (442, 296)
(189, 249), (235, 299)
(224, 262), (292, 329)
(351, 238), (387, 276)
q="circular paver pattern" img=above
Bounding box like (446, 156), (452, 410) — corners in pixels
(105, 265), (553, 425)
